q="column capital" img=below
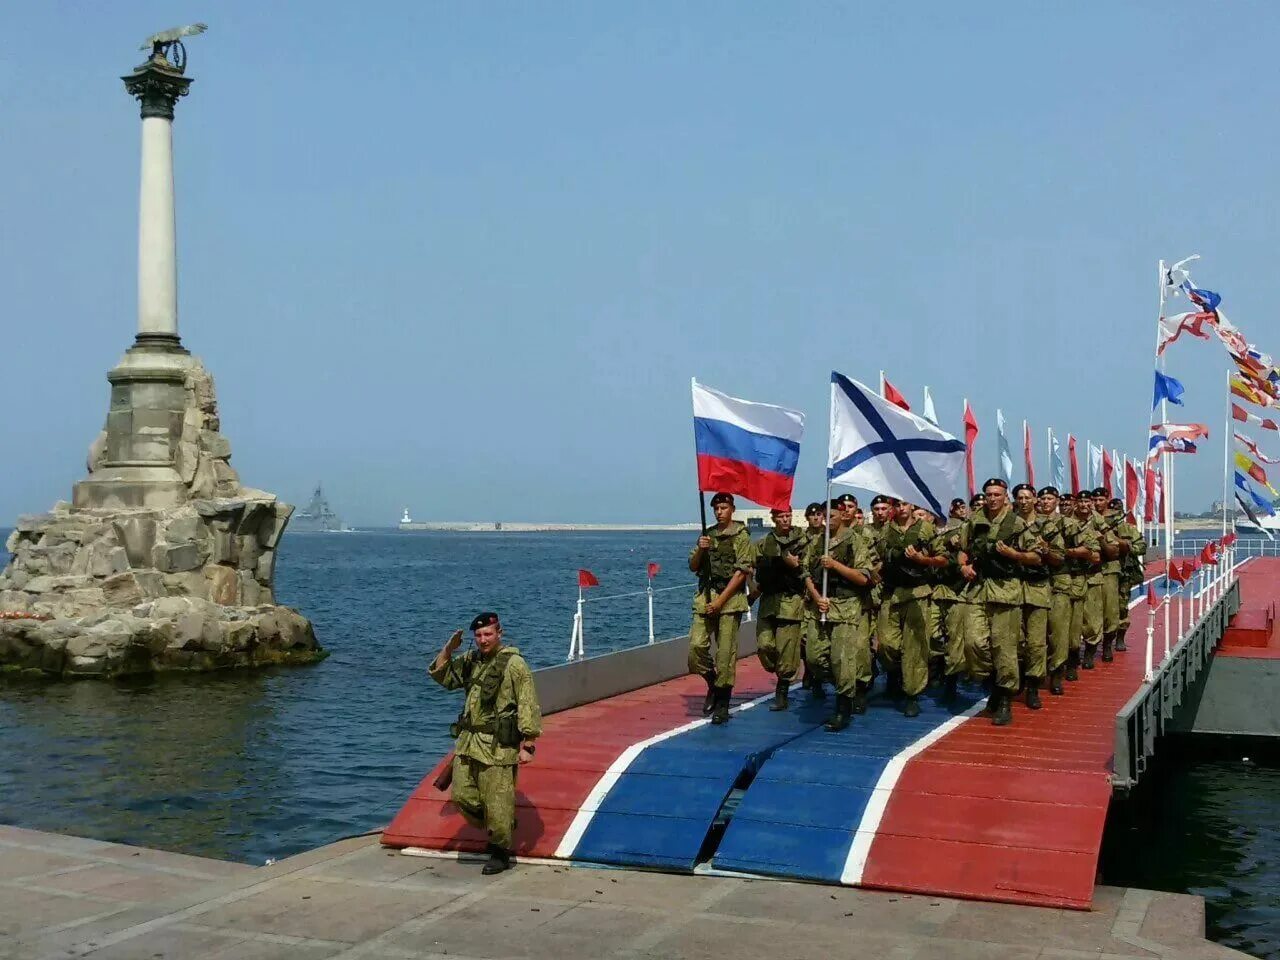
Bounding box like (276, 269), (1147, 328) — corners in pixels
(122, 58), (193, 121)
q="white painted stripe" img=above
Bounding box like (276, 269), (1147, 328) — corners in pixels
(553, 684), (795, 859)
(840, 574), (1162, 886)
(839, 697), (988, 886)
(692, 379), (805, 443)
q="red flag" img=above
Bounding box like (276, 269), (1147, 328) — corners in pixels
(1199, 543), (1217, 564)
(577, 568), (599, 588)
(1266, 418), (1280, 432)
(1067, 435), (1080, 495)
(1154, 469), (1165, 521)
(963, 401), (979, 497)
(1143, 464), (1157, 522)
(1023, 421), (1035, 485)
(1167, 560), (1185, 584)
(646, 561), (661, 579)
(1224, 532), (1237, 547)
(1232, 403), (1249, 424)
(1180, 560), (1195, 582)
(1124, 459), (1139, 516)
(1101, 448), (1114, 495)
(1146, 581), (1158, 607)
(882, 377), (910, 411)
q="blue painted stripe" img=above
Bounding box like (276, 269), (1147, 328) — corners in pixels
(694, 417), (799, 479)
(713, 681), (984, 882)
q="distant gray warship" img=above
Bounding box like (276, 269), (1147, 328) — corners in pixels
(292, 484), (350, 533)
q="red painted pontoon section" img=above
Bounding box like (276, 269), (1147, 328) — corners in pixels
(862, 566), (1246, 910)
(1221, 561), (1280, 659)
(381, 660), (777, 856)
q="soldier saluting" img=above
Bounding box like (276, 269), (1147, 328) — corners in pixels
(430, 612), (541, 875)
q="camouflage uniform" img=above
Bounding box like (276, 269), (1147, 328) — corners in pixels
(1038, 511), (1073, 678)
(804, 525), (874, 698)
(933, 519), (970, 680)
(688, 521), (755, 687)
(878, 518), (939, 699)
(1117, 518), (1147, 641)
(966, 506), (1030, 697)
(431, 645), (542, 851)
(1018, 513), (1052, 684)
(754, 526), (808, 681)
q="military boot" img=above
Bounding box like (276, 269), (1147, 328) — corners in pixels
(1065, 650), (1080, 681)
(481, 844), (511, 875)
(885, 670), (903, 703)
(810, 671), (827, 701)
(1115, 633), (1128, 652)
(1025, 678), (1043, 710)
(1101, 634), (1114, 663)
(702, 672), (717, 715)
(1082, 644), (1097, 670)
(982, 679), (997, 713)
(824, 695), (851, 732)
(769, 678), (790, 712)
(903, 695), (920, 718)
(942, 674), (959, 703)
(1048, 669), (1065, 696)
(710, 687), (732, 725)
(851, 682), (869, 715)
(991, 691), (1013, 726)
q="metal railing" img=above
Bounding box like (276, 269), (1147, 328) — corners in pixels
(1114, 548), (1243, 789)
(566, 580), (756, 661)
(1174, 537), (1280, 557)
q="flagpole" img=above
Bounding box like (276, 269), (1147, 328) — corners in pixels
(1224, 367), (1232, 538)
(879, 370), (886, 399)
(1046, 426), (1052, 490)
(1156, 260), (1173, 570)
(821, 378), (834, 621)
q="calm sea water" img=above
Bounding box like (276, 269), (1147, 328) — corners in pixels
(1, 528), (1277, 957)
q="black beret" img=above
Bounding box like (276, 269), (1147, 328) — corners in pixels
(950, 497), (966, 508)
(1059, 492), (1075, 502)
(837, 493), (858, 506)
(470, 611), (500, 631)
(1012, 483), (1036, 496)
(1091, 487), (1107, 497)
(805, 501), (825, 514)
(828, 498), (843, 510)
(969, 493), (985, 507)
(982, 477), (1008, 490)
(870, 494), (895, 506)
(1037, 485), (1060, 496)
(1109, 498), (1124, 509)
(710, 492), (735, 507)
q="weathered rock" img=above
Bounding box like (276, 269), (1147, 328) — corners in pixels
(114, 518), (158, 568)
(205, 564), (239, 605)
(152, 542), (202, 573)
(0, 356), (321, 679)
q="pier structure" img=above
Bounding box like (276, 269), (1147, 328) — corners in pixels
(385, 554), (1258, 912)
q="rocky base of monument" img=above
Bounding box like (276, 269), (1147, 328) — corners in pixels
(0, 358), (325, 680)
(0, 501), (325, 679)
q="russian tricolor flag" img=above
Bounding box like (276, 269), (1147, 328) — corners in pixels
(692, 380), (804, 511)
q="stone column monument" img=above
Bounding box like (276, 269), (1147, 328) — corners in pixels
(0, 27), (324, 678)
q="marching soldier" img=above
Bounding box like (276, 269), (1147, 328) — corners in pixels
(430, 612), (542, 875)
(799, 502), (827, 691)
(1093, 489), (1124, 663)
(1077, 491), (1107, 669)
(879, 500), (946, 716)
(932, 497), (971, 701)
(805, 497), (874, 730)
(1012, 483), (1051, 709)
(688, 493), (755, 725)
(1114, 501), (1147, 651)
(962, 478), (1043, 725)
(751, 507), (808, 711)
(1035, 486), (1073, 695)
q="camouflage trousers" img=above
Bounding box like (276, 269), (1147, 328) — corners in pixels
(966, 602), (1021, 695)
(689, 611), (742, 686)
(941, 600), (969, 676)
(878, 598), (931, 697)
(1082, 582), (1105, 647)
(757, 616), (802, 679)
(1020, 605), (1048, 681)
(823, 615), (872, 696)
(1047, 591), (1073, 672)
(452, 756), (517, 850)
(1101, 572), (1121, 636)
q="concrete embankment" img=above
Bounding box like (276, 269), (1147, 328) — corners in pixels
(0, 823), (1250, 959)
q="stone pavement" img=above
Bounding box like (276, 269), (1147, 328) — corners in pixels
(0, 824), (1249, 960)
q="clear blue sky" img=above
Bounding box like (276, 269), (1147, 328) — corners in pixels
(2, 2), (1275, 525)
